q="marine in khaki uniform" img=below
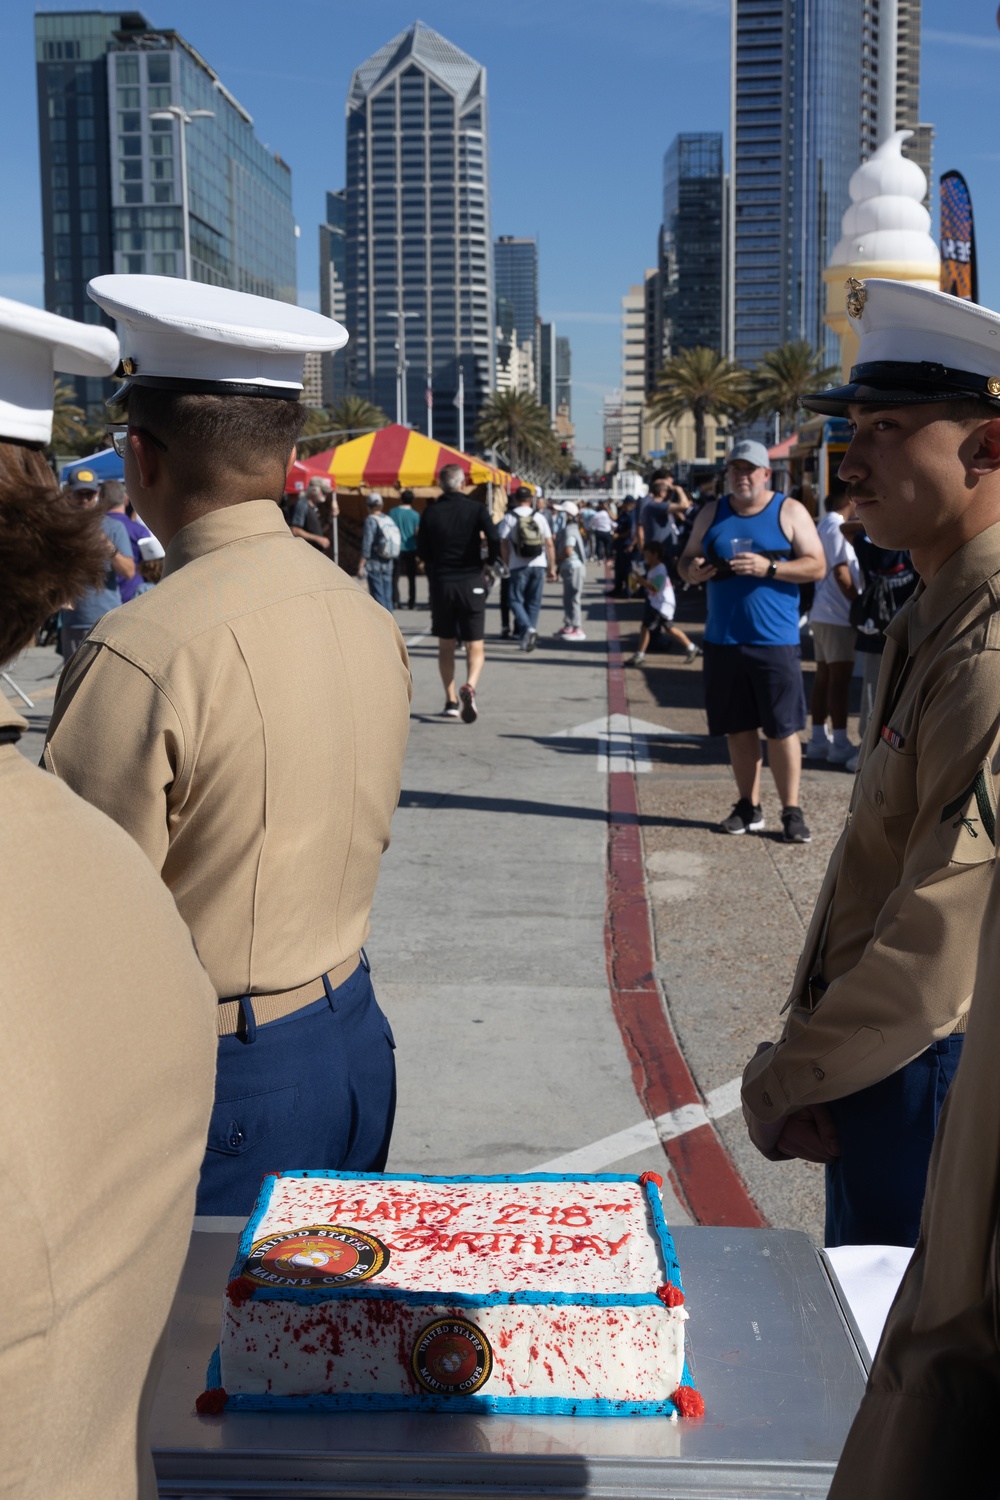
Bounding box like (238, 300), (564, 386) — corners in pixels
(742, 279), (1000, 1246)
(0, 300), (216, 1497)
(828, 860), (1000, 1498)
(43, 275), (411, 1216)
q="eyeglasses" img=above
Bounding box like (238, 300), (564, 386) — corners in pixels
(106, 424), (168, 459)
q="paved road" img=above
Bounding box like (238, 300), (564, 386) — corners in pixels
(7, 564), (862, 1245)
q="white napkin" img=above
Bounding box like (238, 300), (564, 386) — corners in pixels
(824, 1243), (913, 1361)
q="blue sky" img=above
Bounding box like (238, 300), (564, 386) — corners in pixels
(1, 0), (998, 459)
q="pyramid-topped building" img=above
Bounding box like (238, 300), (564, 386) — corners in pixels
(344, 22), (493, 446)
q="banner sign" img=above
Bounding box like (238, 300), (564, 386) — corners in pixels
(940, 171), (978, 302)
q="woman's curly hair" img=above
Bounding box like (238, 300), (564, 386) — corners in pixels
(0, 442), (110, 666)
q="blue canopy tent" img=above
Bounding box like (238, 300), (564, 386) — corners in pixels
(59, 447), (124, 485)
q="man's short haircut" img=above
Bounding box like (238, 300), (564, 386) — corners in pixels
(0, 441), (109, 663)
(100, 478), (125, 509)
(650, 479), (668, 496)
(513, 485), (534, 503)
(643, 539), (664, 561)
(400, 487), (415, 504)
(439, 464), (465, 493)
(122, 386), (306, 498)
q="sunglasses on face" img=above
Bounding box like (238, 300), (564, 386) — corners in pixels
(106, 424), (168, 459)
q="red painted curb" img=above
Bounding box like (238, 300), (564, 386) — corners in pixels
(604, 580), (765, 1228)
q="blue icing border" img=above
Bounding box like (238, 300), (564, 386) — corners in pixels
(220, 1389), (685, 1416)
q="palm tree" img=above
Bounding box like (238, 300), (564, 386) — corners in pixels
(49, 378), (88, 452)
(475, 389), (557, 473)
(748, 341), (839, 440)
(647, 347), (750, 460)
(296, 396), (390, 457)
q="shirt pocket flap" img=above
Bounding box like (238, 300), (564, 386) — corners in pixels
(787, 1026), (883, 1099)
(206, 1084), (299, 1156)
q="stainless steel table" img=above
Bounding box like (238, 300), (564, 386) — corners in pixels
(153, 1224), (866, 1499)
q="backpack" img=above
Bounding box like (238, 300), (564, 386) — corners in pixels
(372, 513), (402, 560)
(513, 510), (545, 560)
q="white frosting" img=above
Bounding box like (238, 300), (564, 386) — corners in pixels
(217, 1175), (689, 1406)
(829, 131), (940, 271)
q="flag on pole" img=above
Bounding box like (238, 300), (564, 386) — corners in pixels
(453, 367), (465, 407)
(425, 370), (433, 440)
(940, 171), (978, 302)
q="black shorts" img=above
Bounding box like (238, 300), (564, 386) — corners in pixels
(702, 642), (806, 739)
(429, 572), (488, 642)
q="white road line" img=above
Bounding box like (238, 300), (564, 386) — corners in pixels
(531, 1076), (743, 1174)
(405, 633), (428, 647)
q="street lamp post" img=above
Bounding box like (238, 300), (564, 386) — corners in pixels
(384, 309), (419, 427)
(148, 104), (214, 280)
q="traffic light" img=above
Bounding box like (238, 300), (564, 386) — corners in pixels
(605, 446), (612, 461)
(561, 443), (569, 457)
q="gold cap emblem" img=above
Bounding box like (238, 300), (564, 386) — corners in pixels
(845, 278), (867, 320)
(987, 377), (1000, 397)
(121, 356), (136, 375)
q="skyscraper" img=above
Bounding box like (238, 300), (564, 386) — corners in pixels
(344, 22), (493, 448)
(494, 235), (537, 392)
(661, 133), (725, 359)
(36, 10), (297, 411)
(555, 336), (571, 416)
(319, 189), (346, 405)
(729, 0), (931, 367)
(537, 320), (556, 418)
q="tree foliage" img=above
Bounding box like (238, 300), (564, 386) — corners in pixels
(475, 389), (560, 475)
(647, 347), (750, 460)
(747, 341), (839, 437)
(48, 379), (89, 454)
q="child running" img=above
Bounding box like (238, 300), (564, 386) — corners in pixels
(627, 541), (699, 666)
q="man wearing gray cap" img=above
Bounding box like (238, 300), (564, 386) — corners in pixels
(44, 276), (411, 1216)
(742, 278), (1000, 1254)
(678, 437), (825, 843)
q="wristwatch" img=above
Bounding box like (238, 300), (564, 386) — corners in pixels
(767, 559), (779, 578)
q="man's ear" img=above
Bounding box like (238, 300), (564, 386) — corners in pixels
(967, 417), (1000, 477)
(128, 428), (162, 490)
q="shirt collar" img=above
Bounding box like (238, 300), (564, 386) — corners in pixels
(163, 500), (289, 578)
(886, 520), (1000, 653)
(0, 694), (28, 735)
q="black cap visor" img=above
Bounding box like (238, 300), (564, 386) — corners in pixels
(803, 361), (1000, 417)
(108, 373), (303, 407)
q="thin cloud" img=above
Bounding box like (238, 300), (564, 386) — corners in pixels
(547, 312), (620, 325)
(923, 28), (1000, 51)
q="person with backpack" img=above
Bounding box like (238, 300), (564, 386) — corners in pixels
(359, 492), (400, 611)
(499, 486), (556, 652)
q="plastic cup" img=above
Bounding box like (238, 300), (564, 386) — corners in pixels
(728, 537), (755, 558)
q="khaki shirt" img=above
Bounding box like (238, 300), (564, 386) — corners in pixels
(743, 523), (1000, 1125)
(0, 697), (216, 1500)
(827, 859), (1000, 1500)
(43, 500), (412, 999)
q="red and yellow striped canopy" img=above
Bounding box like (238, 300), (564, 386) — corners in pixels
(302, 424), (510, 490)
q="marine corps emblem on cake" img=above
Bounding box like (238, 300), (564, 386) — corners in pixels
(412, 1318), (493, 1395)
(242, 1224), (389, 1288)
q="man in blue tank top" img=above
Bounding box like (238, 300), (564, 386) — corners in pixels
(678, 439), (825, 842)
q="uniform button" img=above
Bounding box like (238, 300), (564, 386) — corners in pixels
(228, 1124), (244, 1149)
(813, 1066), (825, 1080)
(875, 790), (885, 807)
(762, 1092), (772, 1107)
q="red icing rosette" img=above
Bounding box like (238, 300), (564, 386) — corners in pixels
(656, 1281), (685, 1308)
(226, 1276), (256, 1308)
(671, 1384), (705, 1419)
(638, 1171), (663, 1188)
(196, 1387), (228, 1415)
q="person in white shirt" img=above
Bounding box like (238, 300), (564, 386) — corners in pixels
(498, 487), (556, 652)
(806, 486), (861, 764)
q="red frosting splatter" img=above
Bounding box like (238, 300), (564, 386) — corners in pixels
(195, 1388), (228, 1415)
(226, 1277), (256, 1308)
(656, 1282), (685, 1308)
(638, 1171), (663, 1188)
(671, 1385), (704, 1419)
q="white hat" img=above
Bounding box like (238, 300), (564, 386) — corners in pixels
(86, 275), (349, 404)
(0, 296), (119, 445)
(559, 500), (580, 518)
(728, 439), (771, 469)
(138, 533), (166, 561)
(804, 279), (1000, 415)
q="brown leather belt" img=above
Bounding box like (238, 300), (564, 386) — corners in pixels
(216, 953), (361, 1038)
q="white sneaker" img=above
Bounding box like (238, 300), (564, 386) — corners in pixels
(805, 738), (831, 760)
(563, 628), (587, 641)
(827, 741), (857, 765)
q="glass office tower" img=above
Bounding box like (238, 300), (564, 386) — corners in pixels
(730, 0), (930, 367)
(555, 336), (571, 417)
(661, 133), (725, 358)
(494, 235), (537, 386)
(344, 22), (493, 448)
(36, 11), (296, 411)
(319, 189), (347, 405)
